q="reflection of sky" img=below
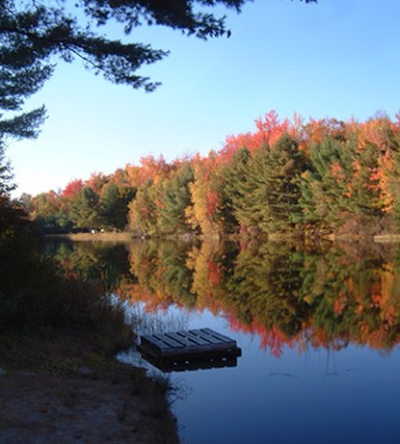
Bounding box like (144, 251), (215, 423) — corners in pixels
(120, 303), (400, 444)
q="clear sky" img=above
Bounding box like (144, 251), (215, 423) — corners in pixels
(7, 0), (400, 197)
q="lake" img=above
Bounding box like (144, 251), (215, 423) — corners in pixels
(44, 238), (400, 444)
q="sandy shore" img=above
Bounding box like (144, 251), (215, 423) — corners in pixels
(0, 361), (179, 444)
(47, 232), (135, 242)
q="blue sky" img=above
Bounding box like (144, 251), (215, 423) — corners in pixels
(7, 0), (400, 196)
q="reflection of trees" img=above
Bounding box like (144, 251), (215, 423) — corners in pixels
(123, 240), (400, 354)
(223, 242), (308, 338)
(120, 240), (197, 311)
(300, 244), (400, 351)
(187, 240), (234, 313)
(49, 239), (400, 355)
(45, 240), (131, 292)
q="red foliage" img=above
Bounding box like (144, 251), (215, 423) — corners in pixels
(207, 259), (222, 286)
(219, 110), (289, 166)
(61, 179), (84, 198)
(206, 189), (220, 217)
(254, 110), (289, 146)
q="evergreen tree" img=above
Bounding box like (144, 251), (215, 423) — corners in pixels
(298, 137), (353, 230)
(217, 147), (250, 234)
(71, 186), (102, 229)
(159, 163), (194, 235)
(100, 182), (135, 230)
(260, 133), (304, 232)
(232, 144), (270, 235)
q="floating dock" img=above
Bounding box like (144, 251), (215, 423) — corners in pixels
(138, 328), (241, 372)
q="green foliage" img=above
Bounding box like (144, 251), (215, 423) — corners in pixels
(217, 147), (250, 234)
(260, 134), (304, 232)
(223, 242), (307, 336)
(159, 164), (194, 235)
(298, 135), (388, 235)
(223, 134), (304, 235)
(298, 137), (354, 228)
(99, 182), (136, 231)
(71, 186), (102, 229)
(128, 179), (161, 236)
(227, 146), (269, 235)
(0, 211), (133, 356)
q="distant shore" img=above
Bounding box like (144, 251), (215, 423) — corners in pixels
(46, 232), (135, 242)
(46, 231), (400, 244)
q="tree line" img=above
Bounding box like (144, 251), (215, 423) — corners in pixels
(24, 110), (400, 238)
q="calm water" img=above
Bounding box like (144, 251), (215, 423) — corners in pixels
(44, 238), (400, 444)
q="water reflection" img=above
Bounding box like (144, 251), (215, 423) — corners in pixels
(46, 238), (400, 444)
(46, 238), (400, 355)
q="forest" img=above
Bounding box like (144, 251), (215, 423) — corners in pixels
(23, 110), (400, 239)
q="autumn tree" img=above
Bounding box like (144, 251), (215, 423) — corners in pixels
(128, 179), (161, 236)
(61, 179), (85, 200)
(186, 155), (224, 237)
(86, 173), (109, 195)
(30, 191), (63, 233)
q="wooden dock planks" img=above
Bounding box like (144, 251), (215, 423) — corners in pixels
(138, 328), (241, 361)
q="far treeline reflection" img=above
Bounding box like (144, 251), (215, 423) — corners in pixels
(44, 239), (400, 357)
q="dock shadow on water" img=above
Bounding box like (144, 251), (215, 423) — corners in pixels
(46, 238), (400, 444)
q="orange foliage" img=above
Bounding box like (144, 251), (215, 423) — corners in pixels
(124, 155), (169, 188)
(219, 110), (289, 165)
(117, 282), (174, 313)
(330, 161), (345, 182)
(358, 117), (393, 151)
(139, 155), (169, 184)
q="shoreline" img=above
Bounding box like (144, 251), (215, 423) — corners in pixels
(46, 231), (400, 243)
(0, 334), (180, 444)
(46, 232), (135, 242)
(0, 362), (179, 444)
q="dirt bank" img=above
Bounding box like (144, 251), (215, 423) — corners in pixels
(0, 362), (179, 444)
(0, 334), (180, 444)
